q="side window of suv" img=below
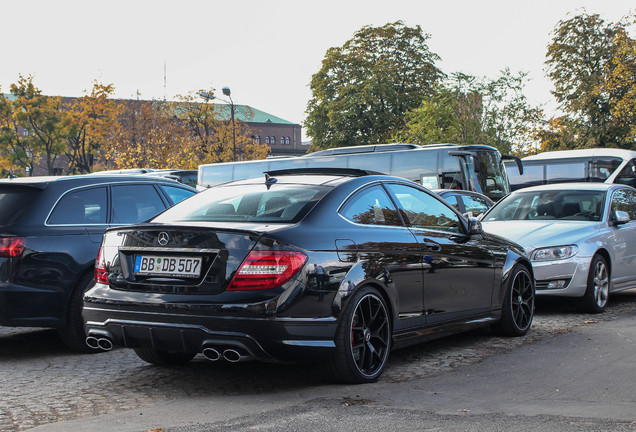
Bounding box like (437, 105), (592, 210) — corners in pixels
(160, 185), (196, 205)
(48, 187), (108, 225)
(112, 185), (166, 224)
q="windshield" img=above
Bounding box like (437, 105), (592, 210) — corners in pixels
(474, 150), (509, 201)
(483, 190), (605, 222)
(153, 183), (329, 224)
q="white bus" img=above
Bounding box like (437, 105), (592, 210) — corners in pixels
(505, 148), (636, 191)
(199, 143), (521, 201)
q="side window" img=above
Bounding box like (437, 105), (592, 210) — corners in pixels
(611, 189), (636, 220)
(613, 160), (636, 187)
(48, 187), (108, 225)
(386, 184), (461, 233)
(441, 154), (464, 190)
(160, 185), (196, 205)
(441, 194), (459, 210)
(463, 195), (491, 217)
(340, 185), (402, 226)
(112, 185), (166, 224)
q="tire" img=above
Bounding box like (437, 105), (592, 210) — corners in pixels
(58, 271), (101, 353)
(323, 286), (391, 384)
(493, 263), (534, 336)
(134, 347), (197, 366)
(579, 255), (609, 314)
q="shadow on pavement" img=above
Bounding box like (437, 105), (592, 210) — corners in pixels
(0, 328), (75, 359)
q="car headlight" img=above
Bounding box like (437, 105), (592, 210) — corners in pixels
(531, 245), (579, 262)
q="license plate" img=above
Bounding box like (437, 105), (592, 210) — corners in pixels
(134, 255), (202, 278)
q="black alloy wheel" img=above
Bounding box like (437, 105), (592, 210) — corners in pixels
(324, 286), (391, 384)
(494, 264), (534, 336)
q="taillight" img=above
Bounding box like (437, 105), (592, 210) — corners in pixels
(94, 246), (109, 284)
(227, 250), (307, 291)
(0, 237), (25, 258)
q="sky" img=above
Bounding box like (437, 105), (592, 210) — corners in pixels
(1, 1), (634, 141)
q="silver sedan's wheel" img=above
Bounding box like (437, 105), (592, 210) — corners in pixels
(580, 255), (609, 313)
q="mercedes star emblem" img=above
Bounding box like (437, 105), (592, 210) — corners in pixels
(158, 232), (169, 246)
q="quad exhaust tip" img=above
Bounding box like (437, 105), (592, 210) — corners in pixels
(202, 346), (253, 362)
(85, 336), (113, 351)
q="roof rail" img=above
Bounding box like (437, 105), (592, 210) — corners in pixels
(265, 168), (386, 177)
(304, 143), (419, 157)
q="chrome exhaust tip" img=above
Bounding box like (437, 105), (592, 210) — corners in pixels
(85, 336), (100, 349)
(202, 347), (221, 361)
(223, 349), (241, 363)
(97, 337), (113, 351)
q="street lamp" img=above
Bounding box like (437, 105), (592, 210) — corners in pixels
(199, 88), (236, 162)
(222, 87), (236, 162)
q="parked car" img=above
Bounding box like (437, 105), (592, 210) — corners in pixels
(433, 189), (494, 218)
(92, 168), (198, 188)
(481, 182), (636, 313)
(0, 175), (197, 352)
(84, 168), (534, 383)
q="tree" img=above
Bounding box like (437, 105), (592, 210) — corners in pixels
(545, 11), (635, 149)
(305, 21), (443, 149)
(103, 99), (196, 169)
(394, 70), (543, 155)
(65, 81), (119, 173)
(10, 75), (67, 175)
(171, 90), (269, 164)
(602, 21), (636, 144)
(103, 93), (269, 171)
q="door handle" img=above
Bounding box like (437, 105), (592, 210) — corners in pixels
(423, 241), (441, 252)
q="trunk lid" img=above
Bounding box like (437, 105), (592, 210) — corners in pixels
(101, 225), (264, 294)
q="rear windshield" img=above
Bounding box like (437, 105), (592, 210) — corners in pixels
(0, 186), (43, 226)
(153, 183), (329, 224)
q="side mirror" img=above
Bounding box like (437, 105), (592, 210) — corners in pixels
(613, 210), (630, 225)
(468, 217), (483, 235)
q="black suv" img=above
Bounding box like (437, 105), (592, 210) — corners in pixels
(0, 175), (197, 351)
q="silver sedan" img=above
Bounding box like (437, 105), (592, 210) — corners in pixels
(481, 183), (636, 313)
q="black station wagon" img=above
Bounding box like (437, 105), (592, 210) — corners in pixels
(84, 169), (534, 383)
(0, 174), (197, 351)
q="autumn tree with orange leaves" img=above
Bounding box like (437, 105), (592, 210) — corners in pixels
(65, 81), (119, 173)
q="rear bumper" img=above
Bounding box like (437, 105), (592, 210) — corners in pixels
(82, 304), (338, 363)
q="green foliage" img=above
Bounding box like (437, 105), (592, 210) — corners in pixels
(10, 75), (67, 175)
(394, 70), (543, 155)
(306, 21), (443, 149)
(545, 11), (635, 149)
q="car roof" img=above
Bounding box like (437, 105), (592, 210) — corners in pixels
(0, 174), (190, 189)
(222, 168), (392, 188)
(511, 182), (622, 193)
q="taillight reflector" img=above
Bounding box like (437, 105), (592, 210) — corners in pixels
(94, 246), (109, 284)
(0, 237), (25, 258)
(227, 250), (307, 291)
